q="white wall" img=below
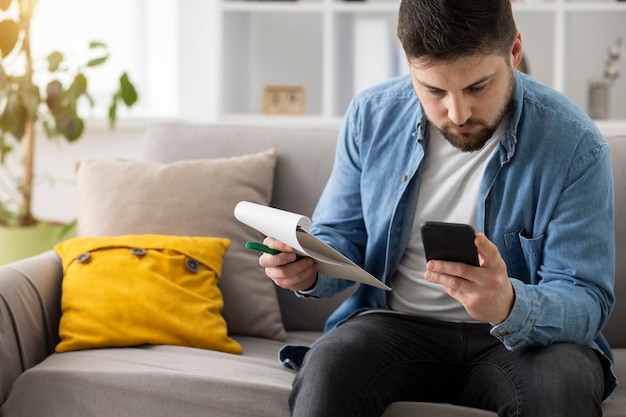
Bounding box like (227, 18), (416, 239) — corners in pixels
(28, 123), (148, 223)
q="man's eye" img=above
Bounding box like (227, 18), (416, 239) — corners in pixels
(428, 88), (445, 95)
(468, 85), (487, 93)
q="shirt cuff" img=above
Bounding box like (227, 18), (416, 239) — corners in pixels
(490, 279), (537, 350)
(295, 274), (324, 298)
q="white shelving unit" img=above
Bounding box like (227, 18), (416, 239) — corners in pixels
(217, 0), (626, 127)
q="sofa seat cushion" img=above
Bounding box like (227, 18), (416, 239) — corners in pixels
(1, 332), (319, 417)
(8, 332), (620, 417)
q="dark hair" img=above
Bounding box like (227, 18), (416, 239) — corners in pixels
(397, 0), (517, 66)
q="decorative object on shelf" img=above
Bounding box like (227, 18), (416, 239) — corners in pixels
(588, 37), (622, 120)
(0, 0), (138, 263)
(262, 85), (306, 115)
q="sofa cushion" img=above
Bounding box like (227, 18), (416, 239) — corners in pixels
(54, 235), (242, 354)
(75, 150), (287, 340)
(0, 333), (320, 417)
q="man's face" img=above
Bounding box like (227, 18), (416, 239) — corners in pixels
(409, 53), (516, 152)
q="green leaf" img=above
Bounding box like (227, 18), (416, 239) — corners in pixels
(0, 95), (14, 132)
(47, 51), (64, 72)
(0, 92), (26, 138)
(0, 19), (20, 57)
(9, 107), (26, 139)
(46, 80), (63, 114)
(84, 90), (95, 108)
(42, 119), (56, 138)
(108, 96), (118, 128)
(55, 110), (84, 142)
(119, 72), (138, 107)
(18, 81), (40, 121)
(65, 73), (87, 101)
(0, 134), (12, 164)
(89, 41), (107, 49)
(86, 54), (109, 68)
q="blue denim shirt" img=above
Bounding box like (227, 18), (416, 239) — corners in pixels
(280, 72), (616, 397)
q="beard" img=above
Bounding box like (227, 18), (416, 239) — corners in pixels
(434, 71), (516, 153)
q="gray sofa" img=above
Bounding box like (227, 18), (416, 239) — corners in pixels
(0, 123), (624, 417)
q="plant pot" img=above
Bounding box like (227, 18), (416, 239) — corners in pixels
(0, 221), (77, 266)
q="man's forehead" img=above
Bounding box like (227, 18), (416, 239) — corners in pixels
(409, 55), (504, 89)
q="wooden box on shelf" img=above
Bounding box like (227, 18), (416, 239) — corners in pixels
(262, 85), (306, 115)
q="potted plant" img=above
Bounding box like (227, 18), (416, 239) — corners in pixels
(0, 0), (138, 264)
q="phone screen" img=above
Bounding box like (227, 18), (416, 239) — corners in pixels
(420, 221), (479, 266)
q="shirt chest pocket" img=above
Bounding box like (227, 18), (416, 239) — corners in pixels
(504, 229), (544, 283)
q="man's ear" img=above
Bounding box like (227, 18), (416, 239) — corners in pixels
(511, 32), (524, 69)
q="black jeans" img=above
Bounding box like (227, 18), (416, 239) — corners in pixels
(289, 312), (605, 417)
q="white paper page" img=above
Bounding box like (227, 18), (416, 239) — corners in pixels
(295, 230), (390, 290)
(234, 201), (311, 254)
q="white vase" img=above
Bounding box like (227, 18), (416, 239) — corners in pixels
(588, 80), (610, 120)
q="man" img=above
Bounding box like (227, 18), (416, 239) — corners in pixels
(260, 0), (616, 416)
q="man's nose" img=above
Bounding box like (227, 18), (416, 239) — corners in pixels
(447, 96), (472, 126)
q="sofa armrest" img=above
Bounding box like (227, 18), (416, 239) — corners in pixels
(0, 251), (63, 404)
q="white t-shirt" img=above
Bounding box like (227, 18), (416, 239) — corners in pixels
(388, 123), (503, 322)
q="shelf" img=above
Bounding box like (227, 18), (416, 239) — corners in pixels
(595, 120), (626, 136)
(332, 2), (399, 12)
(220, 12), (325, 116)
(565, 3), (626, 12)
(512, 3), (560, 12)
(217, 0), (626, 122)
(513, 1), (626, 12)
(220, 1), (626, 13)
(221, 2), (324, 12)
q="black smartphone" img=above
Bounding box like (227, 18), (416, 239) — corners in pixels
(420, 221), (479, 266)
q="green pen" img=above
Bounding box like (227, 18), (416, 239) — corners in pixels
(245, 241), (281, 255)
(245, 241), (304, 260)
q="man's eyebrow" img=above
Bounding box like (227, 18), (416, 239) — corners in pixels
(464, 74), (495, 88)
(417, 73), (496, 91)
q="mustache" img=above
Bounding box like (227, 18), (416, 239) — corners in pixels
(443, 119), (487, 129)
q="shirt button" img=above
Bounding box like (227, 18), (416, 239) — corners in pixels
(401, 174), (408, 182)
(185, 257), (200, 273)
(130, 248), (147, 257)
(76, 252), (91, 263)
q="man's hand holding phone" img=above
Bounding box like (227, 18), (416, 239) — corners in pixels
(421, 222), (514, 324)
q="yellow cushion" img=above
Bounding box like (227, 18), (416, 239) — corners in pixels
(54, 235), (242, 354)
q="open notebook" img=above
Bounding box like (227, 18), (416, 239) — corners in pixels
(234, 201), (390, 291)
